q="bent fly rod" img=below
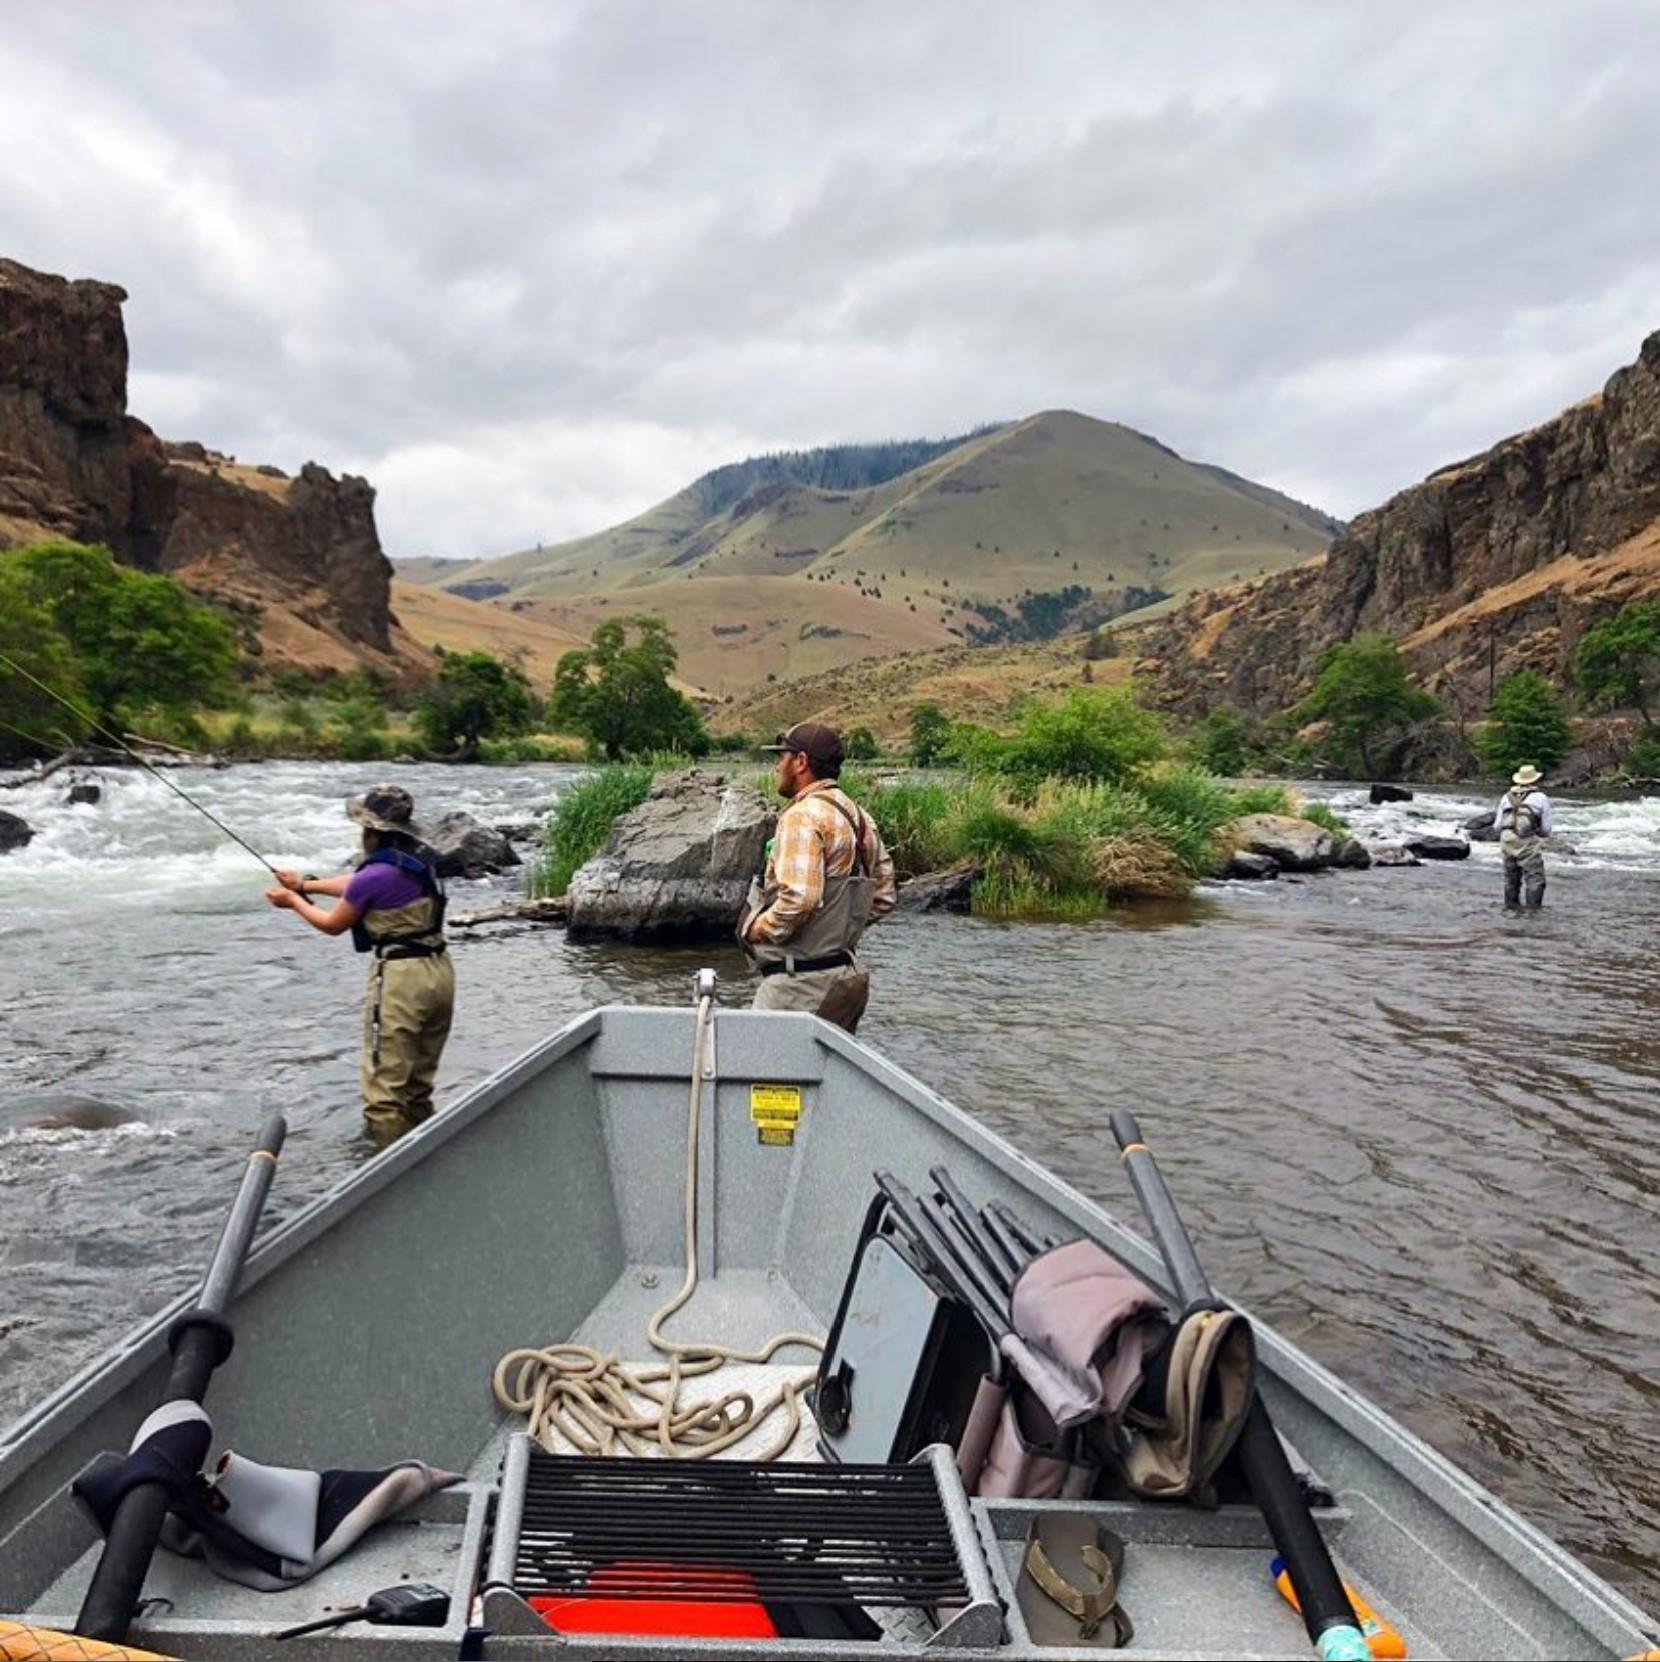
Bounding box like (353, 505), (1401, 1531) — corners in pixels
(0, 646), (282, 880)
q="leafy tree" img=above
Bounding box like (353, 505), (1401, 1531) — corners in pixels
(549, 616), (708, 761)
(5, 541), (238, 727)
(909, 703), (953, 766)
(992, 688), (1166, 787)
(415, 650), (538, 760)
(1190, 708), (1257, 777)
(0, 565), (91, 759)
(845, 725), (879, 760)
(1294, 634), (1439, 776)
(1576, 601), (1660, 727)
(1478, 671), (1571, 777)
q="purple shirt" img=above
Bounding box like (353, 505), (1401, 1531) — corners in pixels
(344, 863), (427, 913)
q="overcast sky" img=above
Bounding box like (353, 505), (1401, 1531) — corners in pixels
(4, 1), (1657, 558)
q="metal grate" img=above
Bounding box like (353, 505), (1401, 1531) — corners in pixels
(511, 1449), (971, 1610)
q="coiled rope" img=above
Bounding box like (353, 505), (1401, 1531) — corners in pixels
(493, 988), (823, 1460)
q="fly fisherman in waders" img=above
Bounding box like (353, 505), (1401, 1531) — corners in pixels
(264, 785), (455, 1143)
(739, 722), (896, 1034)
(1494, 764), (1553, 910)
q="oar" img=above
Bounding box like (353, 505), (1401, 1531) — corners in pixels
(75, 1115), (287, 1643)
(1110, 1110), (1372, 1662)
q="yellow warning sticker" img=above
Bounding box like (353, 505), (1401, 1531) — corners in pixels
(751, 1084), (803, 1146)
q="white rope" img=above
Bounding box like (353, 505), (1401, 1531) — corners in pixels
(493, 990), (823, 1460)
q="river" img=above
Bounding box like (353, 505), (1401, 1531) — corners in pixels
(1, 760), (1656, 1608)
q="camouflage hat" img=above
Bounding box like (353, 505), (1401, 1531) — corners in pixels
(345, 783), (425, 839)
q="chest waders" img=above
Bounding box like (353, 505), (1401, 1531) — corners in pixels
(738, 791), (877, 974)
(352, 848), (454, 1131)
(1499, 788), (1547, 909)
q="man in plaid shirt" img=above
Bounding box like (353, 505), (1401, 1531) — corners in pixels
(738, 722), (896, 1033)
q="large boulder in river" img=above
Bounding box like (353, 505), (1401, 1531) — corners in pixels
(1369, 783), (1414, 804)
(1229, 813), (1337, 872)
(566, 770), (776, 944)
(1461, 810), (1500, 843)
(1405, 834), (1471, 861)
(1332, 837), (1372, 869)
(897, 860), (983, 912)
(424, 810), (521, 879)
(0, 809), (34, 853)
(1226, 851), (1279, 880)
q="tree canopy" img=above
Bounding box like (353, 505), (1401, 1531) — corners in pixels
(1295, 634), (1439, 775)
(0, 541), (238, 755)
(1576, 601), (1660, 727)
(549, 616), (708, 761)
(415, 650), (538, 759)
(1479, 670), (1571, 777)
(909, 703), (952, 766)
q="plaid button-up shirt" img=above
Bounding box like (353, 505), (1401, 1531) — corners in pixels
(744, 781), (897, 947)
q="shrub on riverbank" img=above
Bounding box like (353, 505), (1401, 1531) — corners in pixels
(531, 765), (655, 897)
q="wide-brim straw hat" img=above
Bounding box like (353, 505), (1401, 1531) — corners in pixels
(1511, 765), (1544, 787)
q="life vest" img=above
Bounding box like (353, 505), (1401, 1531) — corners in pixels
(350, 845), (447, 958)
(738, 788), (877, 969)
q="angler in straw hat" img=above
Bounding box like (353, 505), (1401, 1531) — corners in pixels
(1492, 764), (1553, 910)
(264, 784), (455, 1142)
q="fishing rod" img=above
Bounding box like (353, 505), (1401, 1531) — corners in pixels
(0, 647), (281, 880)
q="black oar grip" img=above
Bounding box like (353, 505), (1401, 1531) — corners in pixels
(1109, 1108), (1143, 1151)
(255, 1114), (287, 1160)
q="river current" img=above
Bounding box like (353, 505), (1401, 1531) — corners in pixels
(1, 761), (1657, 1607)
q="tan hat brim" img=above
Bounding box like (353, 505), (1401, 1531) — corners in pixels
(346, 801), (426, 840)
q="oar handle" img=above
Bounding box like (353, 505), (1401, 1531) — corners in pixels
(75, 1116), (287, 1643)
(1111, 1111), (1371, 1662)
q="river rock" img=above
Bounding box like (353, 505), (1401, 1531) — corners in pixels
(1226, 851), (1279, 880)
(67, 780), (101, 805)
(1367, 843), (1421, 867)
(1461, 810), (1500, 843)
(897, 860), (983, 911)
(0, 809), (34, 853)
(1369, 783), (1414, 804)
(565, 770), (775, 944)
(1229, 813), (1337, 872)
(1332, 837), (1373, 869)
(1405, 834), (1471, 861)
(424, 810), (522, 879)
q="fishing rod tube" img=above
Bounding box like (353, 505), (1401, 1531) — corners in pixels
(75, 1115), (287, 1643)
(1109, 1109), (1371, 1662)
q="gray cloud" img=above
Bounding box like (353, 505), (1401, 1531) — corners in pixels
(2, 0), (1656, 555)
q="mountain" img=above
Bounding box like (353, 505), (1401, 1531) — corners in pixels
(0, 256), (426, 681)
(419, 413), (1341, 697)
(1140, 331), (1660, 719)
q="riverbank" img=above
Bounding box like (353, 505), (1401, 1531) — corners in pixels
(1, 761), (1656, 1609)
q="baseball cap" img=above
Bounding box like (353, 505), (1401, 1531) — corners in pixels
(762, 722), (845, 769)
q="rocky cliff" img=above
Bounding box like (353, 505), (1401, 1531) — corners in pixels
(1141, 331), (1660, 718)
(0, 257), (419, 677)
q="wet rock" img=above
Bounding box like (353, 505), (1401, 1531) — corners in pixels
(449, 896), (569, 929)
(67, 780), (101, 805)
(566, 770), (775, 944)
(424, 810), (522, 879)
(1226, 851), (1279, 880)
(1405, 834), (1471, 861)
(1369, 783), (1414, 804)
(1229, 812), (1337, 872)
(1461, 810), (1500, 843)
(494, 820), (541, 845)
(0, 809), (34, 853)
(1332, 837), (1373, 869)
(897, 860), (983, 911)
(1367, 843), (1421, 867)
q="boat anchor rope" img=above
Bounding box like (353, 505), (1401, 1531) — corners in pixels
(493, 974), (824, 1460)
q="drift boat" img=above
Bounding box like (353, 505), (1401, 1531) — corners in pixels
(1, 978), (1656, 1660)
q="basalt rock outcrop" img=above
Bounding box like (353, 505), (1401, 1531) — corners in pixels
(565, 770), (776, 944)
(0, 257), (417, 677)
(1142, 330), (1660, 718)
(0, 808), (35, 852)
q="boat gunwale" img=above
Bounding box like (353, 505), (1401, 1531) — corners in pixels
(1, 1000), (1654, 1651)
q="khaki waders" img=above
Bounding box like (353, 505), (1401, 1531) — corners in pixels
(1499, 787), (1547, 910)
(740, 793), (877, 1035)
(358, 894), (455, 1140)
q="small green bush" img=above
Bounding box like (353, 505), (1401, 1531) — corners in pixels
(532, 766), (655, 897)
(1297, 800), (1350, 835)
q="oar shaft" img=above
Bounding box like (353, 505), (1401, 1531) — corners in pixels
(1109, 1109), (1369, 1662)
(75, 1116), (286, 1643)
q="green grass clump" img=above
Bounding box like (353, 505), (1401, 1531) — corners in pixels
(532, 766), (655, 897)
(1296, 799), (1350, 835)
(1226, 783), (1292, 816)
